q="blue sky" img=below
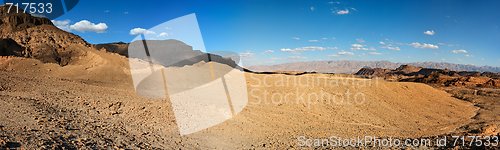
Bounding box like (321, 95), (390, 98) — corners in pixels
(3, 0), (499, 67)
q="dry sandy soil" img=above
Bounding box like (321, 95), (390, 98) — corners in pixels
(1, 50), (496, 149)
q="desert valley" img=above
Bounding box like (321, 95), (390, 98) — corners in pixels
(0, 5), (499, 149)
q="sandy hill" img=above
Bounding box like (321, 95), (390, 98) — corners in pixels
(0, 5), (132, 83)
(0, 61), (480, 149)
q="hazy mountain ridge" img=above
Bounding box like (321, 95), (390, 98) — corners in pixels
(248, 60), (500, 73)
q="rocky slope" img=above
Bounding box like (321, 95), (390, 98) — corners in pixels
(0, 5), (90, 65)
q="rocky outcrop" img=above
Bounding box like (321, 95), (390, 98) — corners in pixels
(0, 6), (53, 32)
(394, 65), (422, 74)
(0, 5), (90, 66)
(0, 38), (24, 56)
(94, 42), (129, 57)
(356, 64), (500, 88)
(354, 67), (390, 76)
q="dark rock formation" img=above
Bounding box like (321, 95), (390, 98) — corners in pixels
(0, 5), (90, 65)
(0, 38), (24, 56)
(94, 42), (129, 57)
(355, 65), (500, 88)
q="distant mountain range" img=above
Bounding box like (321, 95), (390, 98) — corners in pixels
(248, 60), (500, 73)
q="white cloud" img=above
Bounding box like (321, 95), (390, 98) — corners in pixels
(337, 51), (354, 56)
(336, 9), (349, 15)
(157, 32), (169, 37)
(423, 30), (435, 36)
(368, 52), (382, 55)
(384, 46), (400, 51)
(129, 28), (156, 35)
(292, 37), (300, 40)
(53, 20), (108, 33)
(239, 52), (254, 58)
(410, 42), (439, 49)
(451, 49), (468, 54)
(379, 41), (401, 51)
(280, 46), (333, 53)
(69, 20), (108, 33)
(264, 50), (274, 53)
(351, 44), (375, 51)
(308, 39), (319, 42)
(356, 38), (365, 43)
(51, 20), (71, 31)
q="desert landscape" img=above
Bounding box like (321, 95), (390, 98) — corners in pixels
(1, 4), (499, 149)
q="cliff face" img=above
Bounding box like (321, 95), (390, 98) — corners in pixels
(0, 5), (90, 65)
(0, 6), (53, 32)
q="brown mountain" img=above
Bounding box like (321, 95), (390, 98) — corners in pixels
(94, 42), (129, 56)
(97, 40), (243, 69)
(249, 60), (500, 73)
(0, 5), (91, 66)
(355, 65), (500, 88)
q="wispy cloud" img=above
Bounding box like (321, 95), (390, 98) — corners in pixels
(410, 42), (439, 49)
(280, 46), (335, 53)
(308, 39), (319, 42)
(292, 37), (300, 40)
(451, 49), (468, 54)
(336, 9), (350, 15)
(264, 50), (274, 53)
(157, 32), (169, 37)
(423, 30), (435, 36)
(379, 41), (401, 51)
(330, 51), (354, 57)
(368, 52), (382, 55)
(239, 52), (255, 58)
(351, 44), (375, 51)
(338, 51), (354, 56)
